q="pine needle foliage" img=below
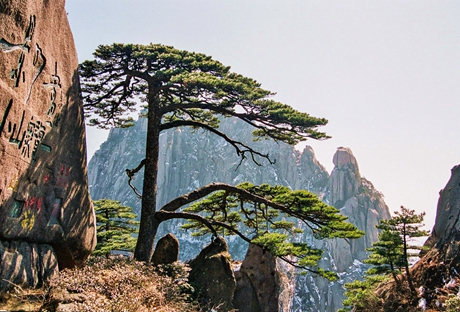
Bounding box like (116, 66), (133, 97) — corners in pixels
(181, 182), (364, 279)
(378, 206), (429, 293)
(93, 199), (139, 257)
(364, 227), (406, 284)
(79, 42), (356, 266)
(338, 275), (387, 312)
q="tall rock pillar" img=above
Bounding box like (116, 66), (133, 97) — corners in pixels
(327, 147), (391, 270)
(0, 0), (96, 287)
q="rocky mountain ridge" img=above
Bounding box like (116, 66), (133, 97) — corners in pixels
(88, 116), (391, 311)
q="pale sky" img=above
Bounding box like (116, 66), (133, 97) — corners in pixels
(65, 0), (460, 230)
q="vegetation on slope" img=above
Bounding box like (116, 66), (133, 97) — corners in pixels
(0, 257), (199, 312)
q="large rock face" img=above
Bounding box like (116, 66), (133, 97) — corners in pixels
(407, 165), (460, 305)
(423, 164), (460, 255)
(88, 117), (390, 311)
(0, 0), (96, 287)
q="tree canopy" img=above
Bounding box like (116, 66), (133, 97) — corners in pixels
(378, 206), (429, 293)
(79, 43), (361, 272)
(80, 43), (329, 142)
(93, 199), (139, 257)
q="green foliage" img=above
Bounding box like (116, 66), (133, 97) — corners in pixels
(182, 182), (364, 279)
(364, 228), (405, 278)
(380, 206), (429, 292)
(342, 206), (429, 310)
(79, 43), (329, 144)
(93, 199), (139, 257)
(80, 42), (349, 265)
(339, 275), (387, 311)
(366, 206), (429, 280)
(445, 294), (460, 312)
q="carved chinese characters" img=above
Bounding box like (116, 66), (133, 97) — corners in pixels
(0, 0), (96, 274)
(0, 15), (67, 236)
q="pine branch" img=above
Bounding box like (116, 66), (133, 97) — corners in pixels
(125, 159), (146, 198)
(160, 120), (274, 167)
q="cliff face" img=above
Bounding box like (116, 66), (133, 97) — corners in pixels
(366, 165), (460, 312)
(88, 117), (390, 311)
(0, 0), (96, 288)
(424, 165), (460, 255)
(406, 165), (460, 309)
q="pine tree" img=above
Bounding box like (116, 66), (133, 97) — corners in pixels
(80, 43), (363, 274)
(364, 226), (406, 286)
(380, 206), (429, 293)
(342, 205), (429, 311)
(93, 199), (139, 257)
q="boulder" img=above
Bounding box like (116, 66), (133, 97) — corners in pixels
(0, 0), (96, 287)
(151, 233), (179, 266)
(188, 236), (236, 311)
(233, 243), (280, 312)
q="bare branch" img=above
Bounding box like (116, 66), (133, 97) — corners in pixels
(160, 120), (275, 167)
(125, 159), (146, 198)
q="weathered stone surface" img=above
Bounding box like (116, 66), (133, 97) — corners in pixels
(0, 240), (58, 288)
(233, 243), (280, 312)
(188, 237), (236, 311)
(328, 148), (391, 271)
(413, 164), (460, 278)
(327, 147), (360, 207)
(0, 0), (96, 285)
(425, 164), (460, 252)
(298, 146), (329, 193)
(151, 233), (179, 266)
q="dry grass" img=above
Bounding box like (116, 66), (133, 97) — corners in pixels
(0, 256), (200, 312)
(0, 287), (46, 311)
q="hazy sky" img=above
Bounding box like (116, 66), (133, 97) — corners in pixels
(65, 0), (460, 230)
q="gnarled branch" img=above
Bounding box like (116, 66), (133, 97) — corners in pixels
(160, 182), (330, 230)
(125, 159), (146, 198)
(160, 120), (275, 168)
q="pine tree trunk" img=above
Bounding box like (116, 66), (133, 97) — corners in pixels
(134, 84), (161, 262)
(402, 225), (416, 294)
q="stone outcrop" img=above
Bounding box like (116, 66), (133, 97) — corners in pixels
(410, 165), (460, 296)
(188, 237), (236, 311)
(0, 0), (96, 287)
(327, 147), (360, 207)
(365, 164), (460, 311)
(88, 117), (391, 311)
(327, 147), (391, 271)
(423, 164), (460, 255)
(151, 233), (179, 266)
(0, 240), (58, 289)
(233, 243), (281, 312)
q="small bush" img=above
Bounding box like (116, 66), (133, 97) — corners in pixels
(44, 256), (199, 312)
(445, 294), (460, 312)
